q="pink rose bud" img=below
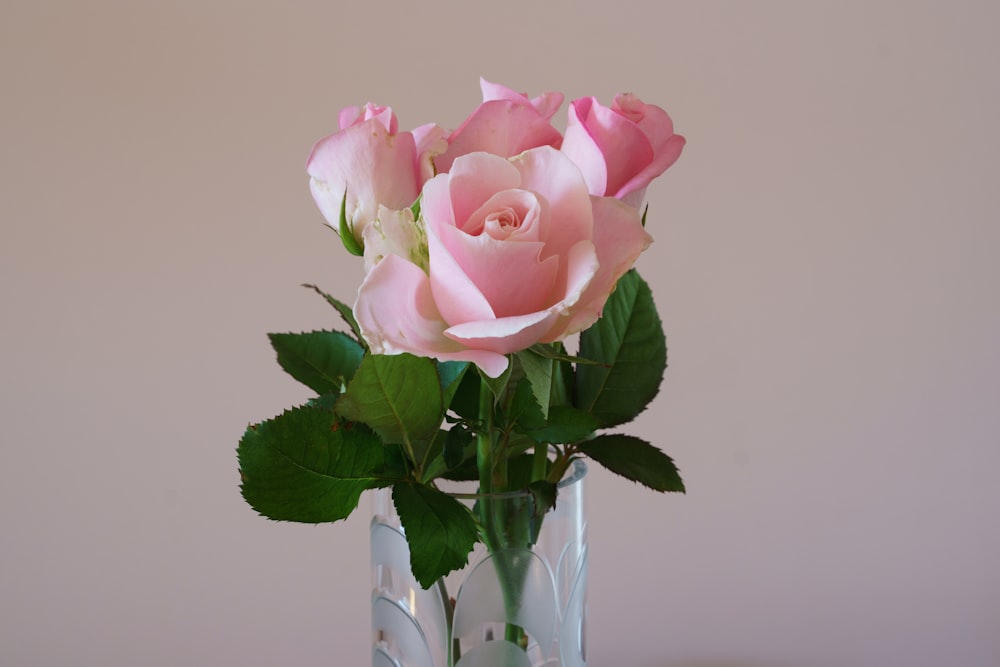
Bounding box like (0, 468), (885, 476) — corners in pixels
(354, 147), (652, 377)
(479, 78), (564, 121)
(561, 93), (685, 208)
(433, 79), (564, 174)
(306, 104), (444, 252)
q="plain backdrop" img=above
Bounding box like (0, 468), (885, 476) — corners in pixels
(2, 1), (998, 666)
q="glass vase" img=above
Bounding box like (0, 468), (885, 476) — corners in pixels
(370, 460), (588, 667)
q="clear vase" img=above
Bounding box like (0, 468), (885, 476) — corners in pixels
(370, 460), (588, 667)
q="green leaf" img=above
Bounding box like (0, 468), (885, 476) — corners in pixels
(503, 432), (540, 461)
(336, 354), (443, 454)
(448, 368), (482, 421)
(575, 270), (666, 427)
(577, 434), (685, 493)
(381, 443), (409, 481)
(268, 331), (364, 395)
(306, 393), (339, 412)
(551, 354), (574, 408)
(522, 406), (600, 445)
(479, 359), (513, 403)
(527, 479), (558, 543)
(415, 430), (446, 483)
(337, 190), (365, 256)
(392, 483), (478, 588)
(516, 350), (553, 418)
(527, 343), (601, 366)
(507, 378), (546, 431)
(437, 361), (469, 410)
(443, 425), (474, 470)
(302, 283), (365, 346)
(502, 453), (546, 489)
(419, 426), (468, 484)
(527, 480), (557, 517)
(440, 458), (479, 481)
(237, 406), (386, 522)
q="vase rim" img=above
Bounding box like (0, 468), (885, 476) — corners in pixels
(441, 458), (587, 500)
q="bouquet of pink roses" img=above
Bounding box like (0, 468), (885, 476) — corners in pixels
(238, 79), (685, 589)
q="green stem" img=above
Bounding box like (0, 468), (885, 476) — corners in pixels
(473, 376), (529, 654)
(476, 381), (494, 496)
(546, 447), (574, 485)
(531, 441), (549, 482)
(436, 578), (459, 664)
(493, 431), (509, 491)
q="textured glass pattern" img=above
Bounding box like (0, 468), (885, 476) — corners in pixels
(371, 461), (588, 667)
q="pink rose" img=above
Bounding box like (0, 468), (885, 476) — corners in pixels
(433, 79), (564, 174)
(306, 103), (446, 249)
(354, 147), (652, 377)
(560, 93), (685, 208)
(479, 78), (564, 120)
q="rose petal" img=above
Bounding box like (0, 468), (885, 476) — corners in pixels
(479, 78), (564, 120)
(426, 220), (496, 325)
(479, 78), (528, 104)
(556, 239), (601, 315)
(445, 309), (561, 355)
(509, 147), (594, 260)
(306, 120), (420, 240)
(354, 254), (508, 376)
(361, 206), (427, 275)
(528, 91), (565, 121)
(443, 153), (522, 231)
(615, 133), (686, 202)
(612, 93), (685, 202)
(582, 97), (654, 197)
(560, 99), (608, 196)
(563, 196), (651, 334)
(362, 103), (397, 133)
(445, 238), (598, 351)
(419, 172), (456, 231)
(465, 189), (542, 241)
(338, 105), (362, 129)
(411, 123), (449, 183)
(355, 254), (451, 354)
(434, 100), (563, 173)
(437, 223), (558, 318)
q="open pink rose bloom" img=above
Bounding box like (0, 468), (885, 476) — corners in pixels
(306, 79), (685, 377)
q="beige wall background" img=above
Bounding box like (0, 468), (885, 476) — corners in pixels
(2, 1), (998, 666)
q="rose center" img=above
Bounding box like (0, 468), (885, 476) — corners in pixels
(464, 189), (542, 242)
(484, 207), (522, 238)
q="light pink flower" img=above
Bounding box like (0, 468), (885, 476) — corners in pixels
(306, 103), (446, 248)
(560, 93), (685, 208)
(354, 147), (652, 377)
(479, 78), (564, 120)
(433, 79), (564, 174)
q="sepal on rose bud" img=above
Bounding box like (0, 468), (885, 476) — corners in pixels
(336, 191), (364, 256)
(307, 103), (441, 250)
